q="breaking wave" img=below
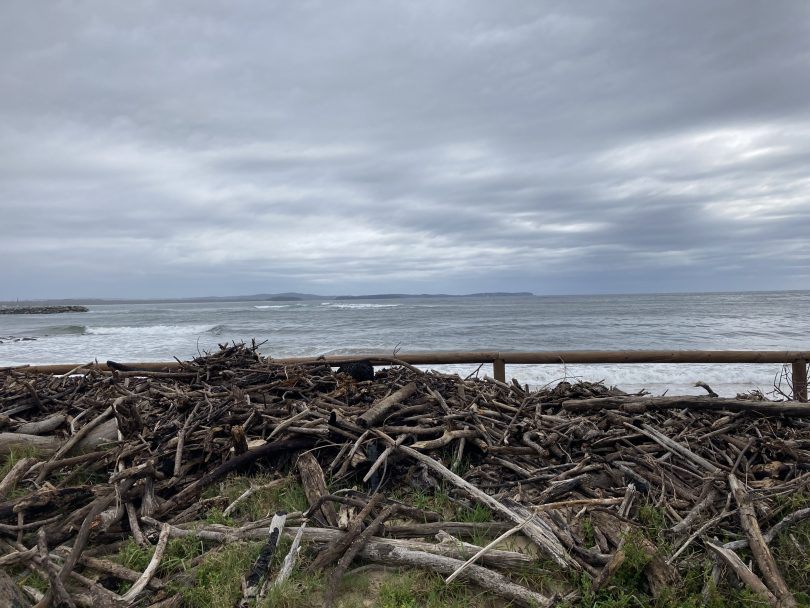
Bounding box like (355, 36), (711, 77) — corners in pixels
(86, 324), (219, 337)
(321, 303), (400, 309)
(36, 324), (88, 336)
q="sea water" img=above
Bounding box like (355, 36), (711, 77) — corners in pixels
(2, 291), (809, 397)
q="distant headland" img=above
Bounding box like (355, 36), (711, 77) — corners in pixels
(1, 292), (534, 305)
(333, 292), (533, 300)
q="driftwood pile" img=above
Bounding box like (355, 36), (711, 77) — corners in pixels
(1, 343), (809, 607)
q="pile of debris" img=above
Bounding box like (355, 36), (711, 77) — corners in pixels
(1, 343), (808, 607)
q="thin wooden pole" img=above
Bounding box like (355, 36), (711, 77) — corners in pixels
(792, 361), (808, 402)
(493, 358), (506, 383)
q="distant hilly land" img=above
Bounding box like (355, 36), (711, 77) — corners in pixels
(1, 292), (534, 305)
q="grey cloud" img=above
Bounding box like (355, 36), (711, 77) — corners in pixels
(1, 1), (809, 299)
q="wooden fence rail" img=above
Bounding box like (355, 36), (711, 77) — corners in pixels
(5, 350), (809, 401)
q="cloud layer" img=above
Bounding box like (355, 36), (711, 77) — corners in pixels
(2, 1), (809, 298)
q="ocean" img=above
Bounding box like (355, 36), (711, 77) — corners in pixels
(2, 291), (809, 397)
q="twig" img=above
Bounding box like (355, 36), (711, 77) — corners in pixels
(120, 523), (171, 603)
(445, 515), (533, 583)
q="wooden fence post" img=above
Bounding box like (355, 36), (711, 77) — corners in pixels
(493, 359), (506, 383)
(792, 360), (808, 402)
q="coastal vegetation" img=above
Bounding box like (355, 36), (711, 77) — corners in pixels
(0, 343), (808, 607)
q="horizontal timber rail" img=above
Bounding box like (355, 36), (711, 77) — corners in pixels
(4, 350), (808, 401)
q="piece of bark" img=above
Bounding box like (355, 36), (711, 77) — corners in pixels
(231, 425), (248, 455)
(592, 542), (626, 594)
(358, 382), (417, 428)
(728, 474), (797, 608)
(297, 452), (338, 527)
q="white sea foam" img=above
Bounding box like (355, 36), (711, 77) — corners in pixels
(322, 303), (400, 309)
(85, 324), (217, 336)
(420, 362), (789, 398)
(254, 305), (289, 309)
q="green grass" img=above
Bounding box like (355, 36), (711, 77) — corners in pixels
(457, 502), (493, 523)
(203, 474), (309, 519)
(772, 518), (810, 605)
(117, 535), (207, 578)
(636, 504), (668, 548)
(177, 541), (264, 608)
(104, 474), (809, 608)
(17, 571), (48, 594)
(377, 570), (486, 608)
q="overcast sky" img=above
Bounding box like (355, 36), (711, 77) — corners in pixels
(2, 1), (809, 299)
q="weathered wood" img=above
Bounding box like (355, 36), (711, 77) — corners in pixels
(310, 494), (383, 571)
(155, 437), (315, 516)
(493, 358), (506, 382)
(12, 349), (810, 376)
(15, 414), (67, 435)
(358, 382), (417, 427)
(0, 433), (61, 456)
(0, 569), (31, 608)
(323, 503), (399, 608)
(3, 343), (810, 606)
(297, 453), (338, 527)
(0, 457), (37, 498)
(792, 361), (808, 402)
(356, 543), (553, 608)
(391, 441), (576, 569)
(272, 523), (306, 589)
(238, 512), (286, 607)
(119, 524), (171, 603)
(728, 474), (797, 608)
(564, 396), (810, 415)
(707, 542), (778, 607)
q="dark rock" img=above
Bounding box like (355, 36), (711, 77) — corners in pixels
(337, 360), (375, 382)
(0, 305), (89, 315)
